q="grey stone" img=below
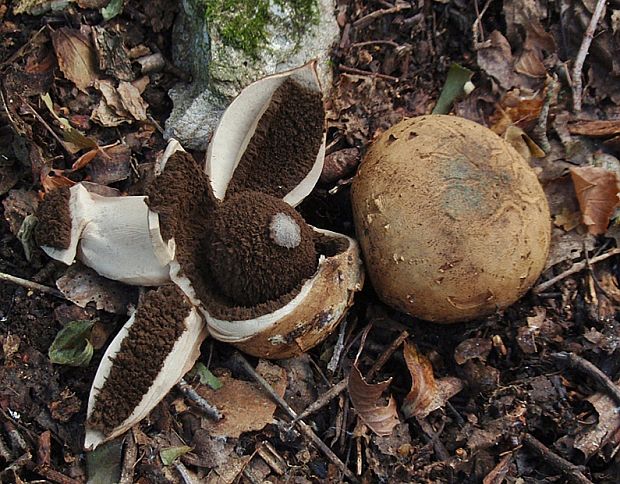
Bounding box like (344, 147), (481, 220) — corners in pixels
(165, 0), (339, 150)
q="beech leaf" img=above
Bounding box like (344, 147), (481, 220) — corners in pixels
(402, 342), (463, 419)
(50, 27), (98, 92)
(48, 320), (95, 367)
(348, 364), (400, 436)
(570, 166), (620, 235)
(160, 445), (192, 466)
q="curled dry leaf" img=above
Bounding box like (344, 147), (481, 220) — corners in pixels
(570, 166), (620, 235)
(573, 380), (620, 459)
(56, 264), (138, 315)
(50, 28), (98, 92)
(348, 364), (400, 437)
(402, 342), (463, 419)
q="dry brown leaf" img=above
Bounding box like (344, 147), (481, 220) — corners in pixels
(573, 380), (620, 459)
(40, 169), (75, 193)
(348, 364), (400, 437)
(454, 338), (492, 365)
(50, 27), (98, 92)
(88, 144), (132, 185)
(56, 264), (138, 314)
(198, 360), (287, 438)
(117, 81), (148, 121)
(553, 207), (581, 231)
(570, 166), (620, 235)
(402, 342), (463, 419)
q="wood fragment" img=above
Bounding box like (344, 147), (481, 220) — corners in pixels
(256, 441), (287, 476)
(531, 75), (558, 153)
(176, 378), (223, 420)
(522, 433), (593, 484)
(33, 464), (82, 484)
(234, 352), (358, 483)
(0, 271), (65, 299)
(551, 352), (620, 406)
(568, 119), (620, 137)
(571, 0), (607, 112)
(533, 248), (620, 294)
(482, 452), (513, 484)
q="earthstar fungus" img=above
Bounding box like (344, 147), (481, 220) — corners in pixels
(36, 62), (364, 449)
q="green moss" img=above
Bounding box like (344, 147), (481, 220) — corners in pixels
(204, 0), (319, 58)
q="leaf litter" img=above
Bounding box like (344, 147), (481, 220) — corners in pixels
(2, 0), (620, 482)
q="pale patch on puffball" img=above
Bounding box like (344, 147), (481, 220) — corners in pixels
(269, 212), (301, 248)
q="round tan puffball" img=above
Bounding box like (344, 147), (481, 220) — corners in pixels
(351, 115), (551, 323)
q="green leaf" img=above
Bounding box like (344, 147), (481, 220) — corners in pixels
(40, 93), (97, 151)
(160, 445), (192, 466)
(101, 0), (124, 21)
(86, 438), (123, 484)
(17, 214), (38, 262)
(48, 320), (95, 367)
(188, 362), (222, 390)
(432, 63), (474, 115)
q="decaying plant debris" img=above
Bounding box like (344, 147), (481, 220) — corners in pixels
(1, 0), (620, 483)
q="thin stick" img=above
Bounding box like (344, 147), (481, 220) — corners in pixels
(551, 352), (620, 405)
(119, 431), (137, 484)
(350, 40), (400, 49)
(522, 433), (592, 484)
(174, 461), (195, 484)
(571, 0), (607, 112)
(234, 353), (357, 483)
(339, 65), (400, 82)
(176, 379), (222, 420)
(416, 417), (450, 461)
(533, 248), (620, 294)
(352, 5), (412, 29)
(294, 330), (409, 422)
(0, 271), (65, 298)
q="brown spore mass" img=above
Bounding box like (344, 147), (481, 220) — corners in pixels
(206, 191), (317, 307)
(88, 285), (190, 433)
(226, 78), (324, 198)
(35, 186), (72, 249)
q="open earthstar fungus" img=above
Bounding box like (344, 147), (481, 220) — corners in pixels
(35, 62), (364, 449)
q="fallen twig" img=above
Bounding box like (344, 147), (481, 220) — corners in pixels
(416, 417), (450, 461)
(0, 271), (65, 299)
(472, 0), (493, 48)
(339, 65), (400, 82)
(551, 352), (620, 406)
(176, 378), (222, 420)
(174, 461), (195, 484)
(522, 433), (592, 484)
(234, 352), (358, 483)
(352, 4), (412, 29)
(294, 330), (409, 422)
(533, 248), (620, 294)
(531, 75), (559, 153)
(571, 0), (607, 112)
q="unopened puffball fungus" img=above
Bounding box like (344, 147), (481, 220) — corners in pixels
(206, 191), (317, 307)
(351, 115), (551, 323)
